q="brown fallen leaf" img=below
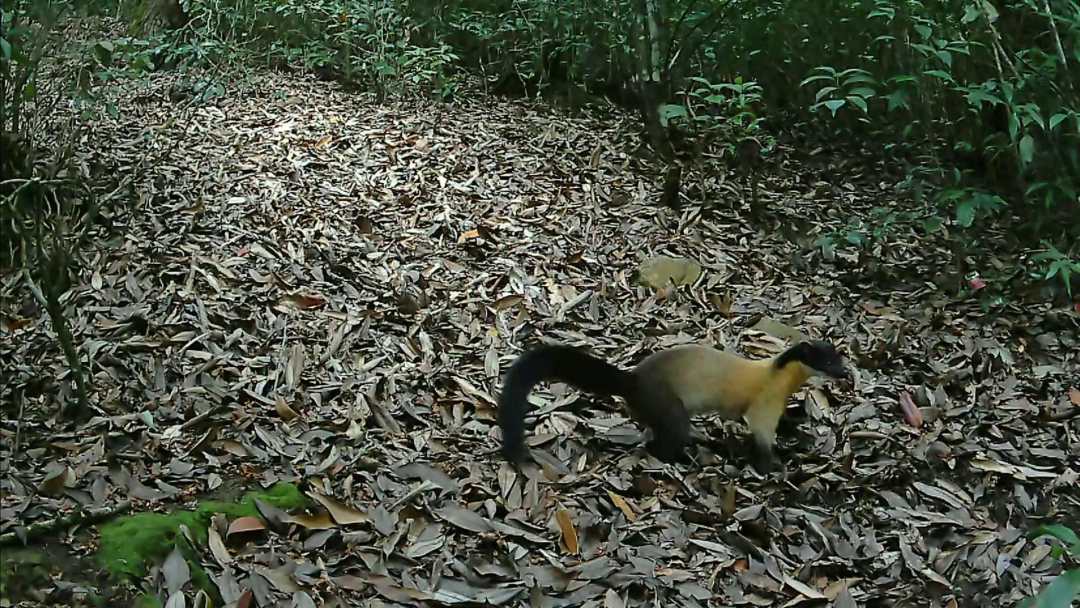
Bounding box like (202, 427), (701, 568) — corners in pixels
(783, 574), (826, 600)
(606, 490), (637, 522)
(213, 440), (249, 457)
(226, 516), (267, 537)
(493, 294), (524, 311)
(274, 396), (299, 421)
(254, 564), (301, 594)
(308, 491), (369, 525)
(555, 506), (579, 555)
(721, 481), (737, 518)
(286, 511), (337, 530)
(458, 229), (481, 243)
(1, 316), (31, 332)
(898, 390), (923, 429)
(277, 293), (327, 311)
(207, 526), (232, 565)
(1069, 387), (1080, 406)
(38, 464), (75, 496)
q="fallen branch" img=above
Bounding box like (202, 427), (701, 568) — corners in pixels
(0, 500), (133, 546)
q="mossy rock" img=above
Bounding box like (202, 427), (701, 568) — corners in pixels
(97, 481), (305, 595)
(637, 255), (702, 289)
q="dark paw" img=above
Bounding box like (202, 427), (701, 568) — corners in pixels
(501, 444), (529, 465)
(647, 440), (688, 464)
(751, 454), (775, 474)
(749, 442), (781, 474)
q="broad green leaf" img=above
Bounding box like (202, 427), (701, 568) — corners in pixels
(658, 104), (688, 127)
(1019, 135), (1035, 165)
(838, 68), (872, 78)
(842, 73), (878, 85)
(964, 88), (1003, 108)
(1031, 525), (1080, 548)
(886, 90), (909, 112)
(1049, 113), (1068, 130)
(1029, 570), (1080, 608)
(924, 70), (955, 82)
(956, 199), (976, 227)
(815, 86), (839, 102)
(847, 95), (868, 113)
(824, 99), (846, 116)
(800, 74), (837, 87)
(0, 37), (10, 61)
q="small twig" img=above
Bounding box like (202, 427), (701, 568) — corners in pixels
(21, 265), (89, 418)
(387, 480), (439, 511)
(0, 177), (69, 188)
(14, 391), (26, 453)
(0, 500), (133, 546)
(1042, 0), (1075, 94)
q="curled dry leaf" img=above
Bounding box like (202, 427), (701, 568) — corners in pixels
(38, 465), (75, 496)
(555, 506), (579, 555)
(163, 547), (192, 596)
(207, 525), (232, 565)
(286, 511), (337, 531)
(493, 294), (524, 311)
(606, 490), (637, 522)
(308, 491), (369, 525)
(226, 516), (267, 538)
(277, 292), (327, 311)
(898, 390), (923, 429)
(274, 395), (300, 421)
(721, 481), (737, 518)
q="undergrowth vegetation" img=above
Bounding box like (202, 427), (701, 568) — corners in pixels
(47, 0), (1074, 301)
(98, 483), (305, 603)
(2, 0), (1078, 606)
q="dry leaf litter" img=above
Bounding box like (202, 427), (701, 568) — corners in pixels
(1, 52), (1078, 608)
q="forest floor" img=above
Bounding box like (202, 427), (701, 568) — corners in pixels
(2, 29), (1079, 608)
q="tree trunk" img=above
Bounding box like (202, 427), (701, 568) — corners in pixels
(631, 0), (673, 160)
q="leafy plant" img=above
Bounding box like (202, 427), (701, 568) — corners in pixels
(1030, 243), (1080, 298)
(1021, 524), (1080, 608)
(800, 66), (878, 120)
(660, 76), (774, 160)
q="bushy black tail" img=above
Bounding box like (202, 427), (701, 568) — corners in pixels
(498, 345), (634, 462)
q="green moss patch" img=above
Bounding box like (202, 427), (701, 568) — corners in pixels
(97, 481), (305, 585)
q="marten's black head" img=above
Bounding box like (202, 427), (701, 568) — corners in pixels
(776, 340), (848, 379)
